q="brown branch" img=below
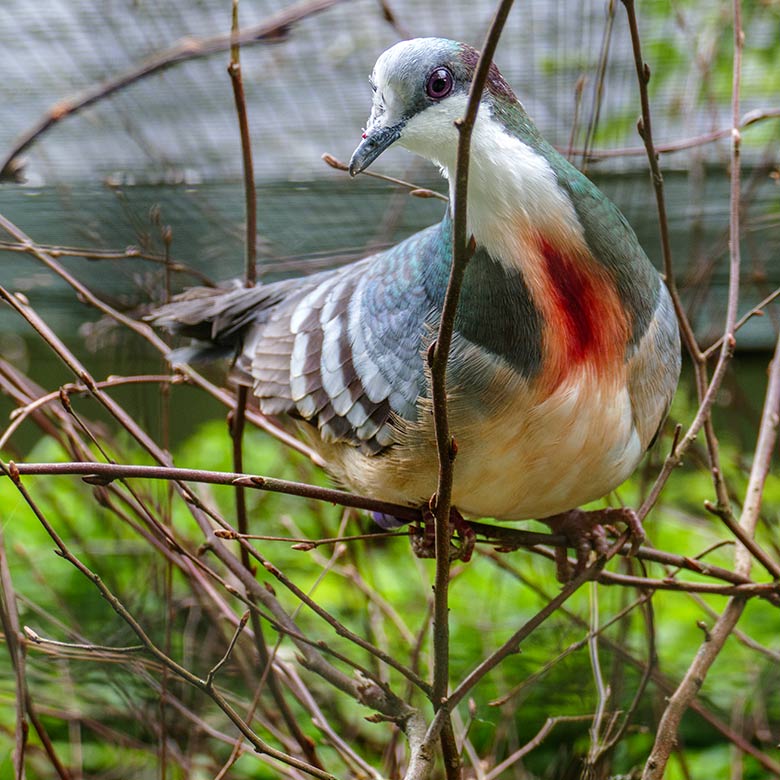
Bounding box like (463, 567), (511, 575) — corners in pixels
(645, 144), (780, 780)
(0, 240), (216, 285)
(0, 374), (183, 451)
(425, 5), (516, 778)
(205, 611), (250, 688)
(568, 107), (780, 160)
(225, 5), (321, 768)
(405, 534), (625, 780)
(620, 0), (700, 362)
(0, 0), (346, 181)
(701, 285), (780, 359)
(482, 715), (594, 780)
(322, 153), (448, 201)
(580, 0), (616, 172)
(2, 463), (336, 780)
(5, 459), (422, 519)
(228, 2), (258, 290)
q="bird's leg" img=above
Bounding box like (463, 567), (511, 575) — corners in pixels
(541, 507), (644, 582)
(411, 507), (476, 562)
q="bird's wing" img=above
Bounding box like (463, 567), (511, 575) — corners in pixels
(625, 279), (681, 450)
(257, 226), (446, 453)
(152, 223), (448, 454)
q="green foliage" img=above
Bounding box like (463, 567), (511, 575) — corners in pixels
(2, 362), (779, 779)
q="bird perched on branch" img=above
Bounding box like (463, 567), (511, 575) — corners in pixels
(149, 38), (680, 576)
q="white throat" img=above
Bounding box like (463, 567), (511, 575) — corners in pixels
(399, 96), (587, 264)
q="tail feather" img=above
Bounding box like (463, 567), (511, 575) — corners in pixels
(146, 282), (290, 346)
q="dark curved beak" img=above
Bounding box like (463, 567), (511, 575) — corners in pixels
(348, 123), (403, 176)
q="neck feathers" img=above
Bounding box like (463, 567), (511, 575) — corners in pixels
(449, 111), (630, 388)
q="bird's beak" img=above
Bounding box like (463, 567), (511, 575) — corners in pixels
(348, 123), (403, 176)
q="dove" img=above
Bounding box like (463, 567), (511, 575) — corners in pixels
(149, 38), (680, 574)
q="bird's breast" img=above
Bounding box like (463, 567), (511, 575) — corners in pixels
(523, 232), (631, 393)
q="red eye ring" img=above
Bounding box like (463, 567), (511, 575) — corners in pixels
(425, 67), (454, 100)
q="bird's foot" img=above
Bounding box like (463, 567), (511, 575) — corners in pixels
(541, 507), (644, 582)
(412, 507), (476, 562)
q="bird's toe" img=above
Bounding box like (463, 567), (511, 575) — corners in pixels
(411, 507), (475, 562)
(542, 506), (644, 582)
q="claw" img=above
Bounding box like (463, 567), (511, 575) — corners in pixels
(542, 507), (644, 582)
(411, 507), (475, 562)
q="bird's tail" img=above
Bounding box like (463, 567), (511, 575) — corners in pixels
(145, 281), (287, 363)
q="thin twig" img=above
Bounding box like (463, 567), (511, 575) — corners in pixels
(0, 0), (347, 180)
(23, 628), (145, 655)
(620, 0), (700, 361)
(205, 611), (250, 688)
(645, 145), (780, 780)
(702, 285), (780, 359)
(2, 463), (336, 780)
(323, 153), (448, 201)
(586, 582), (609, 765)
(425, 6), (515, 777)
(482, 715), (593, 780)
(568, 107), (780, 160)
(0, 240), (215, 285)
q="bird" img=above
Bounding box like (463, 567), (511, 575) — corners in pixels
(148, 37), (681, 576)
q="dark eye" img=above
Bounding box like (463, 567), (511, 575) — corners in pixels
(425, 67), (453, 100)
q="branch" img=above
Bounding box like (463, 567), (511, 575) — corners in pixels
(0, 240), (216, 285)
(405, 534), (625, 780)
(643, 29), (780, 780)
(0, 0), (346, 181)
(224, 6), (322, 767)
(425, 4), (515, 777)
(2, 462), (336, 780)
(568, 107), (780, 160)
(620, 0), (700, 362)
(322, 153), (448, 201)
(9, 459), (780, 600)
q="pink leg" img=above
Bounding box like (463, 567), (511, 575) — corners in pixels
(541, 507), (644, 581)
(411, 507), (476, 562)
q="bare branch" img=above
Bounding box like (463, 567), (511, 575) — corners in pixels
(0, 0), (346, 181)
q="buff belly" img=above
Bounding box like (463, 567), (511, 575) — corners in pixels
(313, 368), (644, 521)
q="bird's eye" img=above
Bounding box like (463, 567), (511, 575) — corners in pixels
(425, 67), (454, 100)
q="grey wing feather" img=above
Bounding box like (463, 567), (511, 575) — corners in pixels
(148, 224), (445, 453)
(626, 278), (681, 450)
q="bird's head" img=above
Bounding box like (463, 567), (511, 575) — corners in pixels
(348, 38), (518, 177)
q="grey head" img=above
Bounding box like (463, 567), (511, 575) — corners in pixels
(348, 37), (517, 176)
